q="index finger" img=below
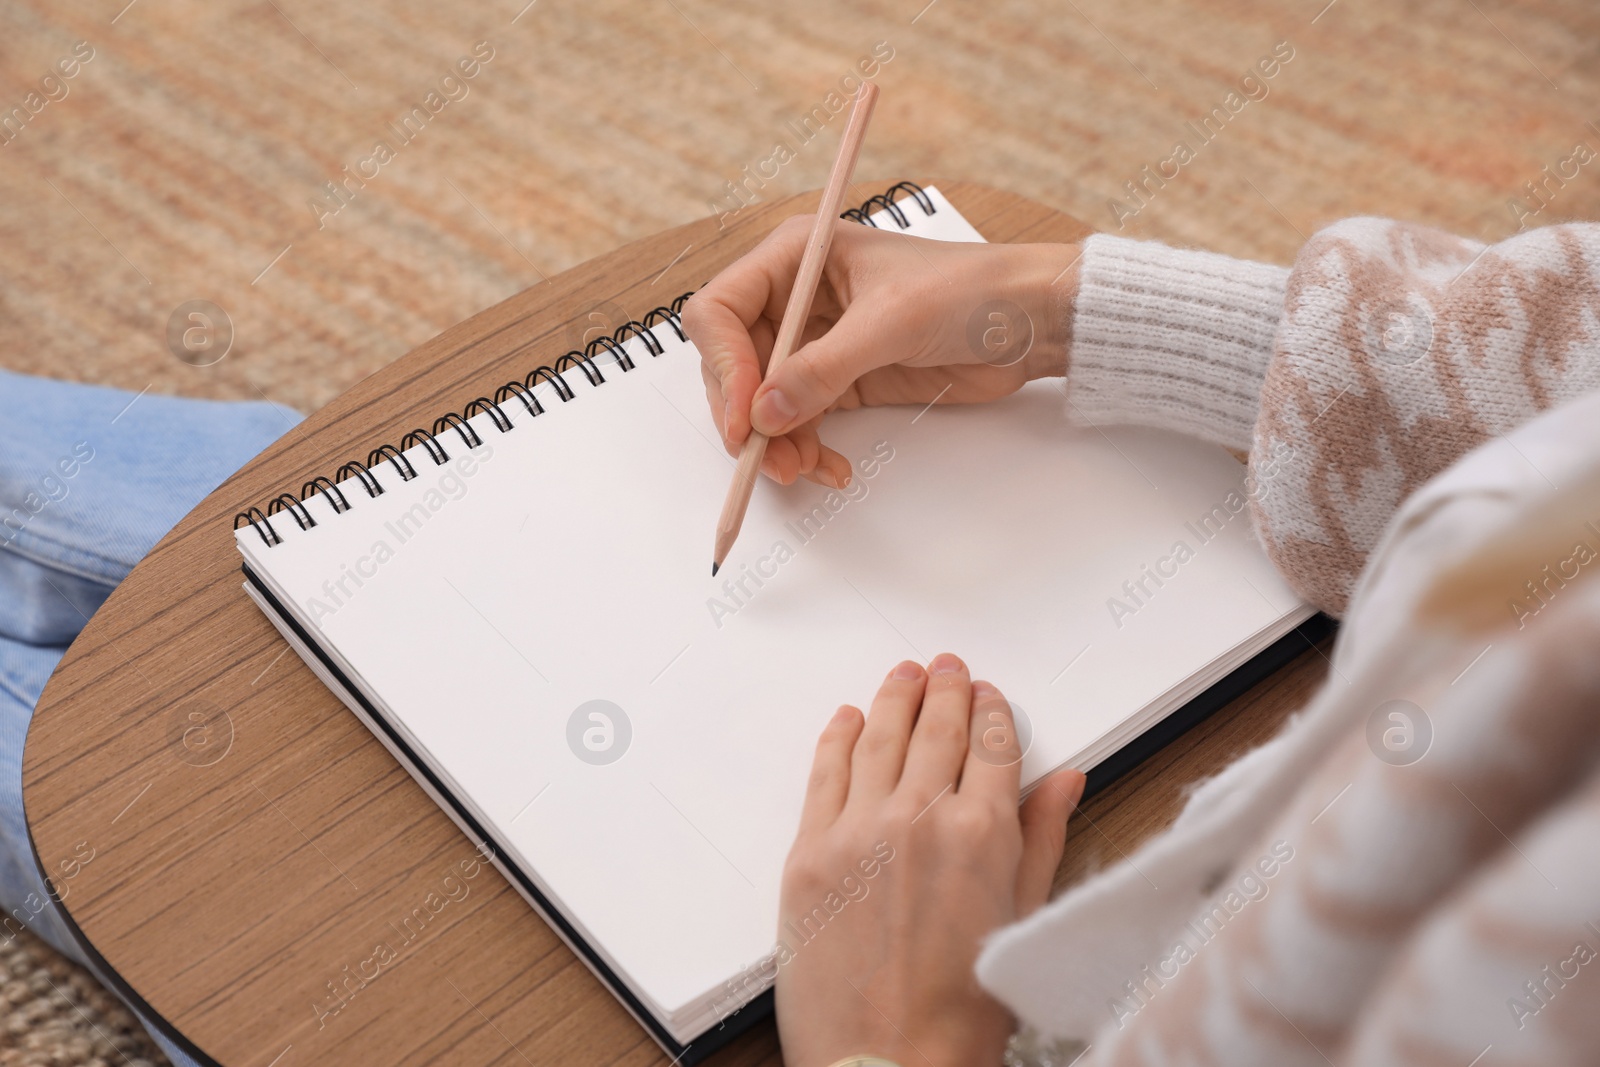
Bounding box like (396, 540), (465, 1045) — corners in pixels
(958, 680), (1024, 804)
(679, 217), (812, 446)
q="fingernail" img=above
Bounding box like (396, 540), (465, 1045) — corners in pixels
(891, 660), (924, 681)
(972, 680), (998, 699)
(832, 704), (855, 725)
(752, 388), (797, 433)
(1063, 770), (1088, 806)
(930, 653), (965, 675)
(723, 400), (734, 432)
(817, 468), (841, 489)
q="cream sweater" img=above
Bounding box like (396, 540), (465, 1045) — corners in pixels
(1066, 219), (1600, 615)
(978, 220), (1600, 1065)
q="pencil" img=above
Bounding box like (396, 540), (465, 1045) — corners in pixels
(711, 81), (879, 576)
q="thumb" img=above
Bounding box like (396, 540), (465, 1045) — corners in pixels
(680, 293), (766, 447)
(750, 307), (897, 437)
(1015, 769), (1085, 917)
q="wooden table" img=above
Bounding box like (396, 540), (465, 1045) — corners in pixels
(22, 181), (1332, 1067)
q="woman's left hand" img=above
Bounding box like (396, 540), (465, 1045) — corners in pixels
(773, 653), (1086, 1067)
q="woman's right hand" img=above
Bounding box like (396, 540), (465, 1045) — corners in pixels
(681, 217), (1079, 488)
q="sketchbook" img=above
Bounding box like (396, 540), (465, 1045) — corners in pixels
(234, 183), (1315, 1060)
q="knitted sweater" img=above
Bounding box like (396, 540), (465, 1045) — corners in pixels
(1066, 219), (1600, 615)
(970, 220), (1600, 1066)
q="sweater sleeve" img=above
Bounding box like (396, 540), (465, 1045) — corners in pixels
(1066, 219), (1600, 615)
(1067, 233), (1288, 453)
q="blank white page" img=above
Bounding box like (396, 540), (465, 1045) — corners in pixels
(237, 189), (1306, 1021)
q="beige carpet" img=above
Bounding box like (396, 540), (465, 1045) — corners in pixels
(2, 0), (1598, 1061)
(1, 929), (165, 1065)
(3, 0), (1598, 414)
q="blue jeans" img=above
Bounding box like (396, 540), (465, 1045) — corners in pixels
(1, 369), (299, 1066)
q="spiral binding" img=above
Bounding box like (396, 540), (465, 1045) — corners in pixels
(838, 181), (934, 228)
(235, 182), (938, 547)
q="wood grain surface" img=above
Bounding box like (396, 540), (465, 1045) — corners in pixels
(24, 180), (1323, 1067)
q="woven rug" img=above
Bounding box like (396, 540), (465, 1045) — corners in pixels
(2, 0), (1596, 412)
(0, 929), (166, 1065)
(1, 0), (1597, 1061)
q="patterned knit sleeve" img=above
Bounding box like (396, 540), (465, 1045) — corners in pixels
(1066, 220), (1600, 615)
(1341, 763), (1600, 1066)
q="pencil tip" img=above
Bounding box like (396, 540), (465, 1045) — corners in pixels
(711, 562), (720, 577)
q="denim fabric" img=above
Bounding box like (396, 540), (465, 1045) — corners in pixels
(0, 369), (300, 1064)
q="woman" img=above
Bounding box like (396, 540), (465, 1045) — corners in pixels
(1, 371), (294, 1067)
(4, 211), (1597, 1064)
(682, 214), (1600, 1065)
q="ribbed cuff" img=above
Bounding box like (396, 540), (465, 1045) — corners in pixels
(1065, 234), (1289, 451)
